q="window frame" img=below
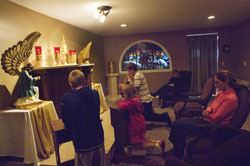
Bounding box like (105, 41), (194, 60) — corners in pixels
(119, 40), (172, 74)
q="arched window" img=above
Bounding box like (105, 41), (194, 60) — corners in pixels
(119, 40), (172, 73)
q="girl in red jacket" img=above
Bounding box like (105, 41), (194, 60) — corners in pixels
(119, 84), (165, 153)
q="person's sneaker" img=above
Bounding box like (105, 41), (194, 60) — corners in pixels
(164, 112), (172, 126)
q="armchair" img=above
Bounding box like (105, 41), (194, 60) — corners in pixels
(165, 129), (250, 166)
(184, 84), (250, 162)
(159, 71), (192, 106)
(174, 77), (214, 120)
(178, 71), (192, 93)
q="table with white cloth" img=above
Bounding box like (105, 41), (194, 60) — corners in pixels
(0, 101), (58, 166)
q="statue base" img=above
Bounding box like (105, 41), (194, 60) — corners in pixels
(14, 96), (42, 109)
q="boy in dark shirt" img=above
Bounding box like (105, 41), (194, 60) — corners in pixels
(62, 70), (105, 166)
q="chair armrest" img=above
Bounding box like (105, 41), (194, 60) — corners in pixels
(185, 108), (204, 118)
(210, 124), (243, 150)
(183, 98), (202, 103)
(179, 92), (202, 98)
(176, 99), (203, 112)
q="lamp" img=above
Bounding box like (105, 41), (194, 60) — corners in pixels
(94, 6), (112, 23)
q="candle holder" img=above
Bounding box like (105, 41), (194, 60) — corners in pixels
(69, 49), (77, 64)
(35, 46), (42, 67)
(54, 47), (61, 66)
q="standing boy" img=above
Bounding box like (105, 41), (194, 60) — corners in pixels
(125, 62), (172, 126)
(62, 70), (105, 166)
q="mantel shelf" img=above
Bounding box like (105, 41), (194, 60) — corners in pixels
(34, 63), (94, 71)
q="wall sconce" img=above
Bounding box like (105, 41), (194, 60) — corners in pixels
(94, 6), (112, 23)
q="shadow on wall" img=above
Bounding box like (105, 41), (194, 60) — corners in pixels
(0, 85), (18, 110)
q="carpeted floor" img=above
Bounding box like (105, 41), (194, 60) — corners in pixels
(0, 98), (174, 166)
(38, 101), (174, 166)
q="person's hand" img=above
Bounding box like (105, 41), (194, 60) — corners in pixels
(36, 76), (41, 80)
(126, 74), (133, 83)
(127, 74), (132, 80)
(202, 110), (210, 118)
(119, 83), (125, 90)
(168, 83), (174, 87)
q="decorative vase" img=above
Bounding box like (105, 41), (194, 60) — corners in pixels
(69, 49), (77, 64)
(108, 60), (115, 73)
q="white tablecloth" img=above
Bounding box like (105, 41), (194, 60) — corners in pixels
(0, 101), (58, 166)
(0, 110), (39, 165)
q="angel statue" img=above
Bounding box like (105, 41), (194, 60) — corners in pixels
(78, 41), (92, 64)
(19, 63), (40, 98)
(1, 31), (42, 107)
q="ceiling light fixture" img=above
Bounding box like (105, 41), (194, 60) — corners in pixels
(94, 6), (112, 23)
(208, 15), (215, 20)
(120, 24), (127, 27)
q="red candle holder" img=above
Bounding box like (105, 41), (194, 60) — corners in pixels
(69, 49), (76, 64)
(35, 46), (42, 66)
(54, 47), (61, 66)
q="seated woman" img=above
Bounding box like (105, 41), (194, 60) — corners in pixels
(119, 84), (165, 154)
(167, 70), (239, 159)
(151, 70), (184, 108)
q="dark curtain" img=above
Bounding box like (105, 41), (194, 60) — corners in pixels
(188, 35), (217, 93)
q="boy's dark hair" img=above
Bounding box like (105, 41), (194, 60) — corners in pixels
(126, 62), (138, 71)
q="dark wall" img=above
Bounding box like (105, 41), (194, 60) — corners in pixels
(0, 1), (106, 109)
(103, 22), (249, 92)
(231, 19), (250, 79)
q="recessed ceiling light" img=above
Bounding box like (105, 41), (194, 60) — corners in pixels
(208, 16), (215, 20)
(120, 24), (127, 27)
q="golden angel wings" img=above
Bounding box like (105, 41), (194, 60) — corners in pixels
(78, 41), (92, 64)
(1, 31), (41, 76)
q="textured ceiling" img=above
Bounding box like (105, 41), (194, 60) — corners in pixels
(10, 0), (250, 36)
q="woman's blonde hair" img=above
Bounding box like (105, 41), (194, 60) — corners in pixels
(122, 84), (136, 99)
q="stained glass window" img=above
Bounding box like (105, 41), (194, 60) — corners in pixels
(120, 40), (171, 72)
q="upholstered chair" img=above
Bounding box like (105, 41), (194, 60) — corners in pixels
(159, 71), (192, 106)
(165, 126), (250, 166)
(184, 84), (250, 163)
(174, 77), (214, 120)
